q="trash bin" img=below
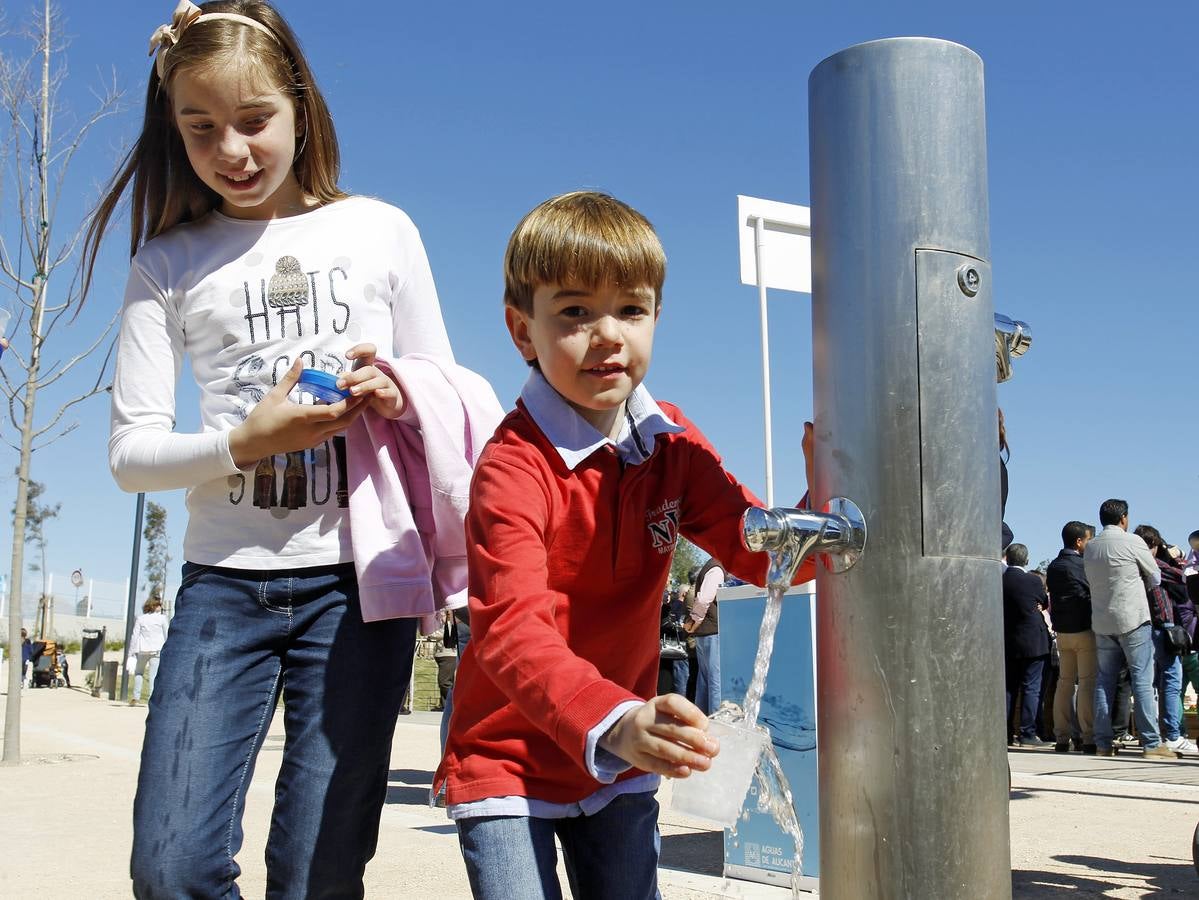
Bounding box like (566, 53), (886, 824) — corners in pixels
(101, 660), (118, 700)
(80, 627), (106, 671)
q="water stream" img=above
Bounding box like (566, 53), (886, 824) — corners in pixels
(713, 584), (806, 896)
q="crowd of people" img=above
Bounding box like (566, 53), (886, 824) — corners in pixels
(1003, 499), (1198, 759)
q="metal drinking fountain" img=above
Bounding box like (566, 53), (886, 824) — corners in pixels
(741, 500), (867, 590)
(739, 37), (1034, 900)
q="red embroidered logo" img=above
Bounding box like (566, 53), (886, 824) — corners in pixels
(646, 498), (682, 554)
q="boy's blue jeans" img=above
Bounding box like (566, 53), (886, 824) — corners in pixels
(456, 791), (662, 900)
(130, 562), (415, 899)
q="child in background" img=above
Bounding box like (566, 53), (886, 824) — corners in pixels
(435, 192), (816, 898)
(83, 2), (460, 895)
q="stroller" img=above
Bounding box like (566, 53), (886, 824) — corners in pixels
(29, 639), (61, 688)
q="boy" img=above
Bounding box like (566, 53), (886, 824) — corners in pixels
(436, 192), (815, 899)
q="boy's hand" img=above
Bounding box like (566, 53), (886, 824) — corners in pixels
(802, 420), (815, 498)
(598, 694), (719, 778)
(340, 343), (408, 419)
(229, 360), (365, 468)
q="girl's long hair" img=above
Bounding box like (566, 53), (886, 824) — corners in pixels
(81, 1), (346, 302)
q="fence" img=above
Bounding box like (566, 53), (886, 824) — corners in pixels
(0, 569), (178, 639)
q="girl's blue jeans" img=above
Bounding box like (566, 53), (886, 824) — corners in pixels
(130, 562), (415, 899)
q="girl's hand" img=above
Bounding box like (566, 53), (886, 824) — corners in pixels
(340, 343), (408, 419)
(228, 359), (365, 468)
(597, 694), (719, 778)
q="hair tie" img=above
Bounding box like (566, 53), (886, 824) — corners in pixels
(148, 1), (279, 80)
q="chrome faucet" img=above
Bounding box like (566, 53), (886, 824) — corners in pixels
(741, 497), (867, 591)
(994, 314), (1031, 383)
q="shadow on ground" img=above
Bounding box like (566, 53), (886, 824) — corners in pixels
(660, 830), (723, 877)
(1014, 855), (1197, 897)
(386, 768), (435, 806)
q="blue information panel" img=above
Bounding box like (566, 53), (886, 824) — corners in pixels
(718, 584), (819, 892)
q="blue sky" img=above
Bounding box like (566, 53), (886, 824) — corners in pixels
(2, 1), (1198, 612)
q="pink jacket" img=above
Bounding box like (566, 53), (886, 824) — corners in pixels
(346, 354), (503, 625)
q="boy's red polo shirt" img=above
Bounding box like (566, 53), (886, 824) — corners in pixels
(436, 395), (814, 807)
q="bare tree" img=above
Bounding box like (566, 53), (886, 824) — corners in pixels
(142, 500), (169, 606)
(2, 1), (122, 764)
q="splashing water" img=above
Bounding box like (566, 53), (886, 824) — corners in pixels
(713, 584), (806, 896)
(756, 741), (805, 895)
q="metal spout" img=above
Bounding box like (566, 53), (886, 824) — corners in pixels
(994, 314), (1031, 383)
(741, 497), (867, 591)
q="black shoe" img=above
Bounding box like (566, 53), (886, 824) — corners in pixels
(1082, 744), (1098, 755)
(1071, 738), (1084, 752)
(1053, 741), (1071, 753)
(399, 708), (412, 716)
(1019, 736), (1052, 748)
(430, 705), (445, 712)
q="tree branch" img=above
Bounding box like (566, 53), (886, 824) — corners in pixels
(48, 71), (120, 170)
(32, 420), (79, 451)
(37, 313), (116, 388)
(30, 381), (107, 440)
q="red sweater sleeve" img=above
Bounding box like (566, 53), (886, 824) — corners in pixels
(465, 454), (641, 764)
(671, 407), (816, 588)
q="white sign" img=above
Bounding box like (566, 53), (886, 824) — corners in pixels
(737, 195), (812, 294)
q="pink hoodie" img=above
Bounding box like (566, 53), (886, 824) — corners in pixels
(346, 354), (502, 625)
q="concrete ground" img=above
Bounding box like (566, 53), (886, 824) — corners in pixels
(2, 658), (1198, 898)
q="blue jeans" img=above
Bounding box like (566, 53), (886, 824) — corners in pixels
(1004, 655), (1046, 740)
(1094, 623), (1161, 750)
(131, 562), (415, 899)
(1153, 628), (1183, 741)
(693, 633), (720, 716)
(440, 617), (471, 753)
(670, 657), (689, 697)
(456, 792), (662, 900)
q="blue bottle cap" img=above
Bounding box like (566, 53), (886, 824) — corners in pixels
(297, 368), (351, 404)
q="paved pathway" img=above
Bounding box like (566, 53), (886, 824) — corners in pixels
(2, 664), (1198, 897)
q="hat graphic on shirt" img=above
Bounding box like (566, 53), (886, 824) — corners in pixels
(267, 255), (309, 308)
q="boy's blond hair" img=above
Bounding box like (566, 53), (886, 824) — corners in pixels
(503, 191), (666, 314)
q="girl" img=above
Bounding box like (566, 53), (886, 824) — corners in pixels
(83, 2), (455, 896)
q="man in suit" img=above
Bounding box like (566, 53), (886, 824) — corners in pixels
(1003, 543), (1052, 747)
(1046, 521), (1096, 753)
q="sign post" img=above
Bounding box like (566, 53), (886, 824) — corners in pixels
(736, 195), (811, 508)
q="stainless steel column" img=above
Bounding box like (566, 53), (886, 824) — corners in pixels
(808, 39), (1009, 898)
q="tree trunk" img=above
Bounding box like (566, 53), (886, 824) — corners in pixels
(4, 333), (43, 763)
(3, 0), (51, 766)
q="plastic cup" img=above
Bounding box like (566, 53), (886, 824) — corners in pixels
(670, 718), (767, 827)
